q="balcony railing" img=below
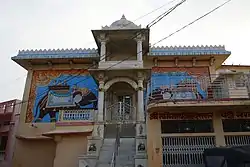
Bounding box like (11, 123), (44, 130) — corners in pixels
(147, 73), (250, 104)
(56, 109), (96, 126)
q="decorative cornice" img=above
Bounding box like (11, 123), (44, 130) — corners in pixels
(149, 45), (231, 56)
(11, 45), (231, 61)
(12, 48), (99, 60)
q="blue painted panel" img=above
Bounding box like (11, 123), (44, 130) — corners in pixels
(27, 70), (98, 123)
(147, 67), (209, 103)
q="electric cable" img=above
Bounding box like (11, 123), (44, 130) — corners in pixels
(24, 0), (185, 104)
(1, 0), (232, 109)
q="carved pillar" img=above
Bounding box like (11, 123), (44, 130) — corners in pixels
(135, 71), (147, 167)
(98, 81), (104, 122)
(99, 34), (109, 62)
(137, 71), (145, 121)
(135, 34), (145, 62)
(137, 40), (143, 61)
(137, 79), (144, 121)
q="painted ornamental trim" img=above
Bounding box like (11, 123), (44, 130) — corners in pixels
(149, 45), (231, 56)
(12, 48), (99, 60)
(12, 45), (231, 60)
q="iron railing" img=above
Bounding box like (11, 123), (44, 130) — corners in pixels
(162, 136), (216, 167)
(147, 73), (250, 104)
(225, 135), (250, 146)
(105, 102), (136, 124)
(110, 124), (120, 167)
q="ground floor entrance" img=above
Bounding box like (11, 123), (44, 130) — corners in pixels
(104, 97), (136, 138)
(162, 136), (215, 167)
(147, 110), (250, 167)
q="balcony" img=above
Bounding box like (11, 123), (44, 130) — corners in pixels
(98, 60), (143, 70)
(0, 100), (15, 115)
(147, 73), (250, 112)
(56, 109), (96, 126)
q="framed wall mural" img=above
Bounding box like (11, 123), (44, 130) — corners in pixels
(26, 70), (98, 123)
(147, 67), (210, 103)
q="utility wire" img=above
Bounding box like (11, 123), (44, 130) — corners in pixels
(27, 0), (185, 103)
(9, 0), (180, 90)
(154, 0), (232, 45)
(3, 0), (226, 109)
(133, 0), (178, 22)
(147, 0), (186, 28)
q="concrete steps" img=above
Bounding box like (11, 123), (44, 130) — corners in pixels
(96, 138), (115, 167)
(116, 138), (135, 167)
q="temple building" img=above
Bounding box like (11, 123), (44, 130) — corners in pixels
(11, 15), (250, 167)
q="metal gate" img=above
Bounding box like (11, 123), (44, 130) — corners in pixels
(225, 135), (250, 146)
(104, 102), (136, 138)
(162, 136), (216, 167)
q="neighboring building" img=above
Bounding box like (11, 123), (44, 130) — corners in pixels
(0, 99), (21, 167)
(11, 15), (250, 167)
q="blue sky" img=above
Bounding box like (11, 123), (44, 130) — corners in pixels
(0, 0), (249, 101)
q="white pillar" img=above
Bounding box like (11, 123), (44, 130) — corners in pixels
(137, 79), (144, 121)
(137, 40), (143, 61)
(97, 81), (104, 122)
(100, 41), (106, 62)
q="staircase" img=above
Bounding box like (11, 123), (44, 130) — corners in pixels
(96, 138), (135, 167)
(116, 138), (135, 167)
(96, 138), (116, 167)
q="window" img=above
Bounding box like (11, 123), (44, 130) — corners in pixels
(235, 76), (246, 87)
(223, 119), (250, 132)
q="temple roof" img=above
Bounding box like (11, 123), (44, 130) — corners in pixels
(102, 15), (141, 30)
(13, 48), (98, 60)
(149, 45), (231, 56)
(12, 45), (231, 60)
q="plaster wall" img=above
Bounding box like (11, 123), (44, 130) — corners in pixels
(146, 110), (250, 167)
(12, 139), (56, 167)
(53, 134), (88, 167)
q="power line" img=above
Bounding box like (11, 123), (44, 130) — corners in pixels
(147, 0), (186, 28)
(133, 0), (178, 22)
(27, 1), (183, 99)
(1, 0), (187, 109)
(153, 0), (232, 46)
(28, 0), (185, 102)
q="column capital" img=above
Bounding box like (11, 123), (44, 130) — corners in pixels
(137, 71), (145, 80)
(98, 33), (109, 43)
(134, 33), (145, 42)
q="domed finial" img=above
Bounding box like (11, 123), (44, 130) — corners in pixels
(121, 14), (126, 19)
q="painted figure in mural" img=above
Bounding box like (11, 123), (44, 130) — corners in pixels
(32, 73), (98, 122)
(148, 71), (207, 102)
(33, 86), (98, 122)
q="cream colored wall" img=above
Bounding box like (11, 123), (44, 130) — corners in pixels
(147, 119), (161, 167)
(53, 134), (89, 167)
(146, 111), (231, 167)
(12, 139), (56, 167)
(13, 67), (91, 167)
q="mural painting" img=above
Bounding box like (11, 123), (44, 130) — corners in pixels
(147, 67), (209, 102)
(26, 70), (98, 123)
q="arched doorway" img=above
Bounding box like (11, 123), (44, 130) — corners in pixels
(104, 80), (137, 138)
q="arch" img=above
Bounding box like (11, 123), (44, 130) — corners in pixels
(104, 77), (138, 90)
